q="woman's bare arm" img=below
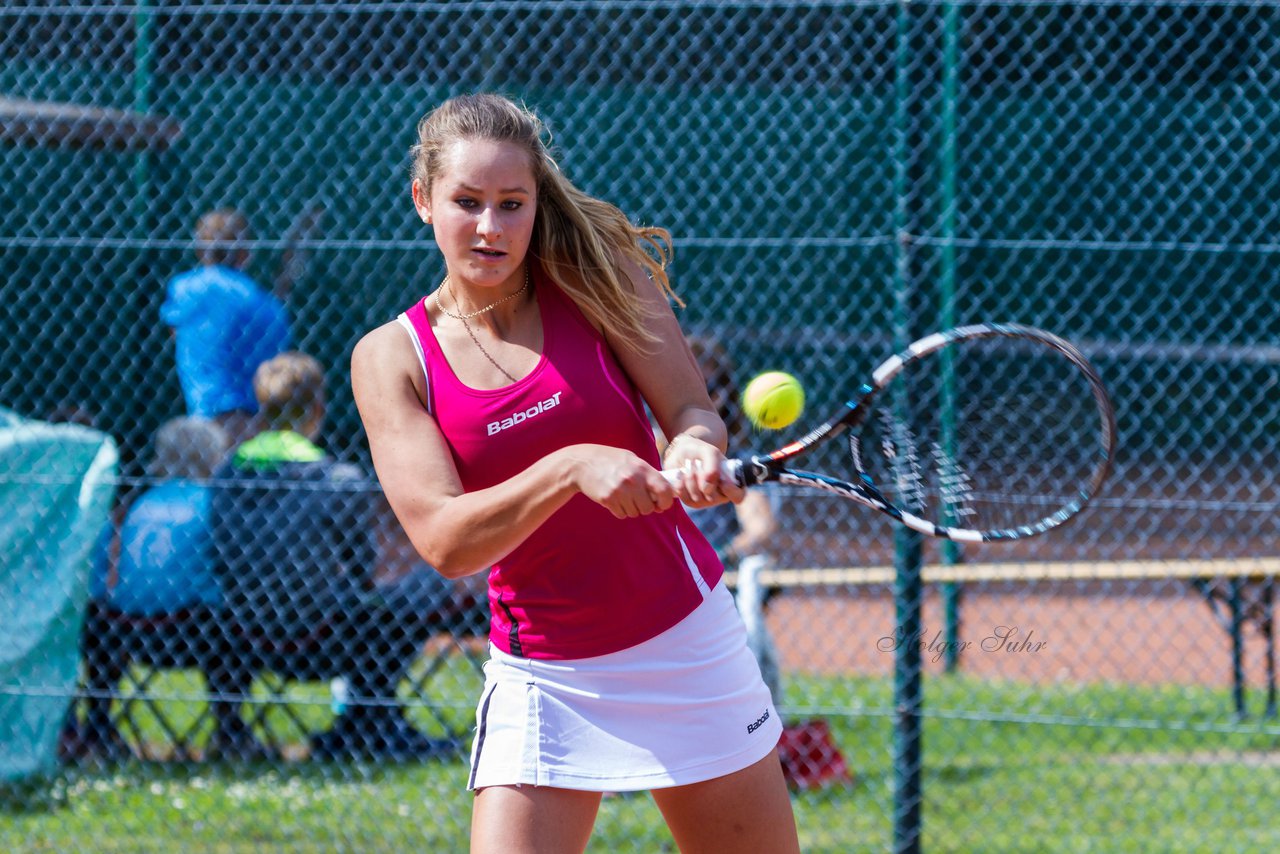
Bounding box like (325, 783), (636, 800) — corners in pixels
(606, 259), (744, 508)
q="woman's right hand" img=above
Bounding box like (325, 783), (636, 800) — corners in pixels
(563, 444), (676, 519)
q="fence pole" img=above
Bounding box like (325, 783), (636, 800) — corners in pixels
(938, 0), (964, 673)
(132, 0), (155, 237)
(892, 0), (927, 850)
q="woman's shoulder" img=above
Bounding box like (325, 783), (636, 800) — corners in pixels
(353, 316), (418, 367)
(351, 315), (431, 410)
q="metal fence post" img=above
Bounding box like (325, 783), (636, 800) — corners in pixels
(892, 1), (928, 850)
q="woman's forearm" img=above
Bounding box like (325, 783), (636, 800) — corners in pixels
(395, 448), (582, 578)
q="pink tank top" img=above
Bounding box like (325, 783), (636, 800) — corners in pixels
(398, 265), (723, 659)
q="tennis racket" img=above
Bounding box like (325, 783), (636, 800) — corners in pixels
(664, 323), (1117, 543)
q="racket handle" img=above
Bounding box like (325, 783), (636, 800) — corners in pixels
(660, 458), (744, 488)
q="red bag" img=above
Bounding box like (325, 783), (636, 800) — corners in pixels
(776, 718), (854, 790)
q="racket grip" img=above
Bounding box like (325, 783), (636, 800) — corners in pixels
(660, 458), (744, 488)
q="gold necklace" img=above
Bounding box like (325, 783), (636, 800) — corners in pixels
(434, 267), (530, 320)
(432, 268), (531, 384)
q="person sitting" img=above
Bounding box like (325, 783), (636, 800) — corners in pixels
(209, 351), (455, 761)
(60, 416), (268, 762)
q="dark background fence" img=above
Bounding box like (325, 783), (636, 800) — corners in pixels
(2, 2), (1279, 852)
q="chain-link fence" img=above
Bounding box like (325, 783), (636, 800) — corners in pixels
(2, 1), (1279, 851)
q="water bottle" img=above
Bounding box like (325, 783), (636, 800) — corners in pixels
(329, 677), (350, 716)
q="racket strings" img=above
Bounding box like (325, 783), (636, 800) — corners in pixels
(857, 335), (1111, 536)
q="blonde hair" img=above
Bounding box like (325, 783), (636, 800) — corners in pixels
(253, 351), (326, 430)
(194, 207), (251, 267)
(410, 93), (680, 352)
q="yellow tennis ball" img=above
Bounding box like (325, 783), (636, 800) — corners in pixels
(742, 371), (805, 430)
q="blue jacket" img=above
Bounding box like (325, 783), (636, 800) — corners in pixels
(111, 480), (223, 615)
(161, 265), (290, 417)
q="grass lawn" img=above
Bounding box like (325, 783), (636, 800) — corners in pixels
(4, 659), (1280, 853)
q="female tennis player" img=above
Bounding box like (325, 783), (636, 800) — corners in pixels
(351, 93), (799, 853)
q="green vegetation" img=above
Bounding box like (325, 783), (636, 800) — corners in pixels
(4, 664), (1280, 853)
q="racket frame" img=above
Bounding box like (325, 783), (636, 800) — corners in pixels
(719, 323), (1117, 543)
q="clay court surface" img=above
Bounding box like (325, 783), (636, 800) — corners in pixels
(761, 483), (1278, 693)
(768, 583), (1274, 689)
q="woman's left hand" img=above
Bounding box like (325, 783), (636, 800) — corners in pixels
(662, 434), (746, 508)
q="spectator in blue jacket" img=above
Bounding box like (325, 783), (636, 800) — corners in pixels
(61, 416), (268, 762)
(112, 418), (228, 615)
(162, 207), (291, 444)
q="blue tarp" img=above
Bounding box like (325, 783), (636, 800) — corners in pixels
(0, 409), (116, 783)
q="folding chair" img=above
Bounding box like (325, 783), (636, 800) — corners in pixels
(66, 603), (228, 762)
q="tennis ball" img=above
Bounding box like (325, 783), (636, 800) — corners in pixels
(742, 371), (805, 430)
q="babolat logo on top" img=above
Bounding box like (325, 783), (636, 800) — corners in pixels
(487, 391), (564, 436)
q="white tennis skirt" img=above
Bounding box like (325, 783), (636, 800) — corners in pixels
(467, 580), (782, 792)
